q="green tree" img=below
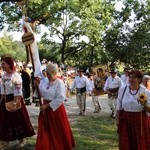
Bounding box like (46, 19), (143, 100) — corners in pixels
(0, 31), (26, 61)
(0, 0), (114, 67)
(1, 0), (149, 69)
(103, 0), (150, 69)
(125, 18), (150, 69)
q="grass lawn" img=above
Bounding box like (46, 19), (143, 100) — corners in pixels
(14, 114), (118, 150)
(7, 93), (119, 150)
(71, 115), (118, 150)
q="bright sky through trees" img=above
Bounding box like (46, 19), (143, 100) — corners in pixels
(0, 1), (126, 42)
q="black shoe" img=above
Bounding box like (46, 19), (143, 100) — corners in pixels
(110, 111), (116, 119)
(79, 112), (82, 115)
(32, 98), (36, 103)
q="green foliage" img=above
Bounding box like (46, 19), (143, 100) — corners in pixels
(0, 2), (21, 31)
(0, 0), (114, 67)
(104, 0), (150, 69)
(125, 18), (150, 69)
(0, 33), (26, 61)
(0, 0), (150, 69)
(38, 41), (60, 62)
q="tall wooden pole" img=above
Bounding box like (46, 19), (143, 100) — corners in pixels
(18, 1), (42, 106)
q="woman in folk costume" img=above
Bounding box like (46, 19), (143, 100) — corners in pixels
(117, 69), (150, 150)
(35, 63), (76, 150)
(142, 75), (150, 90)
(0, 56), (35, 149)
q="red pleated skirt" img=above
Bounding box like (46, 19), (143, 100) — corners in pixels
(36, 103), (76, 150)
(118, 111), (150, 150)
(0, 96), (35, 141)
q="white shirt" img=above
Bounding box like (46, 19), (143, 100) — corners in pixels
(39, 78), (66, 111)
(103, 75), (123, 91)
(71, 75), (92, 92)
(40, 76), (49, 86)
(88, 79), (94, 90)
(1, 72), (22, 96)
(121, 74), (129, 86)
(117, 85), (150, 115)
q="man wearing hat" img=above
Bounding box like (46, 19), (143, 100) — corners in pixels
(121, 67), (130, 86)
(70, 67), (92, 115)
(103, 68), (123, 118)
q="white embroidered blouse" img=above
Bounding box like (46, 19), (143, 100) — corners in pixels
(39, 78), (66, 111)
(117, 85), (150, 115)
(1, 72), (22, 96)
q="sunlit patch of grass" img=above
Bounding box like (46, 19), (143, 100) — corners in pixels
(71, 115), (118, 150)
(10, 114), (118, 150)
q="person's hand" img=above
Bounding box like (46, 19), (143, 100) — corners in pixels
(40, 104), (49, 111)
(34, 77), (41, 86)
(105, 87), (110, 94)
(10, 108), (17, 112)
(138, 100), (147, 108)
(138, 99), (147, 106)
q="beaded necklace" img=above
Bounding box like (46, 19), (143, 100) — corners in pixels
(129, 86), (140, 95)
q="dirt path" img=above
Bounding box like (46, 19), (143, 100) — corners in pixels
(27, 94), (111, 125)
(66, 94), (111, 116)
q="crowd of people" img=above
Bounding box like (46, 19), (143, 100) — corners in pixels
(0, 56), (76, 150)
(0, 56), (150, 150)
(70, 67), (150, 150)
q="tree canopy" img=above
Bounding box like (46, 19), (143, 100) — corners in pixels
(0, 31), (26, 61)
(0, 0), (149, 70)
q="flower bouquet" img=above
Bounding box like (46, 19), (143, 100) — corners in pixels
(138, 93), (147, 105)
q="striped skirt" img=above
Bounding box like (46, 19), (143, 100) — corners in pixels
(118, 111), (150, 150)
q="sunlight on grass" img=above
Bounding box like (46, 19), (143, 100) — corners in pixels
(71, 116), (119, 150)
(11, 114), (119, 149)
